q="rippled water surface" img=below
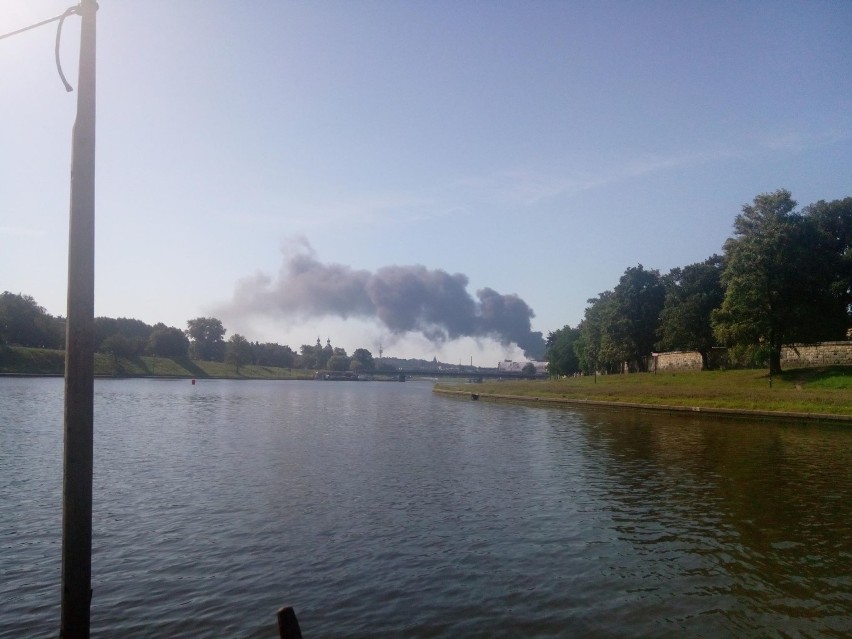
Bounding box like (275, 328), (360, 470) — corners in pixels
(1, 377), (851, 638)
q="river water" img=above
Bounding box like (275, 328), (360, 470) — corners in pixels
(1, 377), (850, 638)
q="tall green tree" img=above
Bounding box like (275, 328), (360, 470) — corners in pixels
(299, 343), (319, 369)
(350, 348), (375, 372)
(0, 292), (64, 348)
(575, 292), (620, 375)
(804, 197), (852, 334)
(327, 354), (351, 372)
(186, 317), (226, 361)
(609, 265), (665, 372)
(657, 256), (725, 369)
(712, 189), (836, 374)
(94, 317), (152, 352)
(545, 325), (580, 377)
(225, 333), (252, 373)
(252, 342), (296, 368)
(100, 333), (136, 363)
(147, 323), (190, 358)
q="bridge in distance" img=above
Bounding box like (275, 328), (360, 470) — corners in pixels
(314, 368), (543, 381)
(392, 368), (535, 380)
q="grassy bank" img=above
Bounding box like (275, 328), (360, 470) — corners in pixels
(436, 367), (852, 417)
(0, 346), (312, 380)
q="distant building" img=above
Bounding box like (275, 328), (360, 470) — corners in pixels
(497, 360), (548, 373)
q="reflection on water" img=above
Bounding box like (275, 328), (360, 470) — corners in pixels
(574, 410), (852, 637)
(1, 377), (850, 638)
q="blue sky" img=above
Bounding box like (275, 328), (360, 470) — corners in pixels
(2, 1), (851, 365)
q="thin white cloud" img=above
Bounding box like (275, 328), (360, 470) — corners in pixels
(222, 126), (850, 237)
(752, 127), (852, 153)
(448, 147), (739, 210)
(451, 171), (606, 207)
(449, 123), (849, 211)
(278, 192), (439, 231)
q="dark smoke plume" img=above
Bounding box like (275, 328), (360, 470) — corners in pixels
(229, 252), (545, 359)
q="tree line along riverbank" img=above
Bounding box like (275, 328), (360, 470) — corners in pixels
(5, 345), (851, 419)
(436, 366), (852, 420)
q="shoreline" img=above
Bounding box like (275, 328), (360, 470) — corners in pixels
(0, 371), (398, 382)
(432, 387), (852, 425)
(0, 372), (312, 381)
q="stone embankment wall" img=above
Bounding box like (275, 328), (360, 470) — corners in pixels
(652, 341), (852, 371)
(652, 348), (728, 371)
(780, 342), (852, 368)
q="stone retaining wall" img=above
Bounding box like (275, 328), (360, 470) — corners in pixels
(780, 342), (852, 368)
(650, 341), (852, 371)
(654, 351), (703, 371)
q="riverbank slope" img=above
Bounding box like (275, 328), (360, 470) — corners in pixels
(435, 367), (852, 421)
(0, 346), (312, 380)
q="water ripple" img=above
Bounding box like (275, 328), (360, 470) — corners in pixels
(1, 379), (850, 638)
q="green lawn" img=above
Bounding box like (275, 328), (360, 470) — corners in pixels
(436, 367), (852, 416)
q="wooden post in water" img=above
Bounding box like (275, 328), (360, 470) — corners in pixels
(277, 606), (303, 639)
(61, 1), (97, 637)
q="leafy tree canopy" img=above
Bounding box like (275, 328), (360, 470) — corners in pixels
(100, 333), (137, 362)
(657, 255), (724, 369)
(804, 197), (852, 327)
(252, 342), (296, 368)
(351, 348), (375, 371)
(186, 317), (226, 361)
(299, 344), (320, 369)
(327, 354), (351, 372)
(94, 317), (152, 351)
(147, 323), (190, 358)
(225, 333), (252, 372)
(546, 325), (580, 377)
(575, 291), (620, 375)
(0, 292), (64, 349)
(609, 265), (665, 372)
(712, 189), (846, 373)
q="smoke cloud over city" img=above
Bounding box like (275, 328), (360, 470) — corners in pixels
(226, 250), (545, 359)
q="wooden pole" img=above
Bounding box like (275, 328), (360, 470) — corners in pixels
(277, 606), (303, 639)
(61, 1), (97, 637)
